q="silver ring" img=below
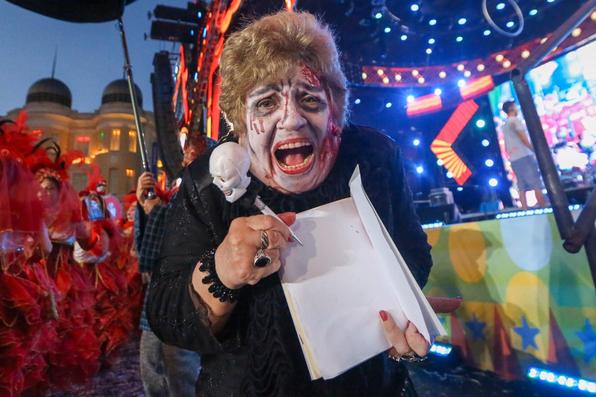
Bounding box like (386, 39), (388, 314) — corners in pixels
(389, 352), (427, 363)
(254, 248), (272, 268)
(260, 230), (270, 250)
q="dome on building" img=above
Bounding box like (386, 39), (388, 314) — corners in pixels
(26, 78), (72, 108)
(101, 79), (143, 108)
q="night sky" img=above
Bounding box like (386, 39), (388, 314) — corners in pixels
(0, 0), (182, 114)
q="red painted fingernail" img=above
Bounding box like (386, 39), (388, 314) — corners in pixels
(379, 310), (388, 321)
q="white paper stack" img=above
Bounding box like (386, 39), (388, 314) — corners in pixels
(279, 166), (445, 380)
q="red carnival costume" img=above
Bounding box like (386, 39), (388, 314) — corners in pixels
(28, 138), (102, 390)
(0, 113), (60, 396)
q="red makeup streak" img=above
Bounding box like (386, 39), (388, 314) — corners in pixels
(258, 118), (265, 135)
(301, 65), (321, 88)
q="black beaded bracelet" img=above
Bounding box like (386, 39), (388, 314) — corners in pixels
(198, 248), (241, 303)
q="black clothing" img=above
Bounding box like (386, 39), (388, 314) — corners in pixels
(147, 124), (432, 397)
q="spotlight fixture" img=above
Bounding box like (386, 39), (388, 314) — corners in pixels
(413, 138), (421, 146)
(506, 21), (515, 28)
(496, 2), (505, 10)
(394, 73), (402, 82)
(572, 28), (582, 37)
(385, 102), (393, 108)
(457, 79), (466, 88)
(434, 88), (442, 96)
(495, 54), (504, 62)
(384, 26), (392, 33)
(439, 71), (447, 78)
(416, 166), (424, 174)
(456, 36), (463, 42)
(489, 178), (498, 187)
(374, 11), (383, 19)
(477, 64), (485, 72)
(412, 69), (419, 77)
(464, 70), (471, 77)
(426, 48), (432, 55)
(476, 119), (486, 128)
(410, 3), (420, 12)
(428, 38), (436, 44)
(361, 72), (367, 80)
(457, 64), (465, 71)
(482, 139), (490, 147)
(483, 29), (491, 36)
(502, 60), (512, 68)
(429, 18), (437, 26)
(417, 76), (425, 84)
(540, 37), (548, 44)
(354, 98), (361, 105)
(401, 34), (408, 41)
(458, 18), (467, 25)
(407, 95), (415, 103)
(377, 69), (384, 76)
(521, 50), (530, 58)
(382, 76), (390, 84)
(485, 159), (495, 167)
(529, 9), (538, 16)
(457, 187), (464, 192)
(436, 159), (444, 166)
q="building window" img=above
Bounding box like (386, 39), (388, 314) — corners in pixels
(74, 135), (90, 155)
(126, 168), (135, 190)
(109, 168), (118, 194)
(97, 130), (106, 151)
(128, 130), (137, 153)
(110, 129), (121, 151)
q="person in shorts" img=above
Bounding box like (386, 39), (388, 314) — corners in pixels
(501, 100), (546, 209)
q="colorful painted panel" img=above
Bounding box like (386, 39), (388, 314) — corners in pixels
(423, 212), (595, 380)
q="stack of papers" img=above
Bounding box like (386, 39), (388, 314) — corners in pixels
(280, 167), (445, 380)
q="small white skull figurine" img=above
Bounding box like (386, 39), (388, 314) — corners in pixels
(209, 142), (252, 203)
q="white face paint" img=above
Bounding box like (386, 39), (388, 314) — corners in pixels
(240, 65), (341, 194)
(209, 142), (252, 203)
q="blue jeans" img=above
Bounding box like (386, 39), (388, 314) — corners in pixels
(139, 330), (201, 397)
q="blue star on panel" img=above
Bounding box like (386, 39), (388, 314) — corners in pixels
(513, 316), (540, 351)
(465, 314), (486, 341)
(576, 318), (596, 363)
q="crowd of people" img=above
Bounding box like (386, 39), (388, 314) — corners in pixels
(0, 113), (143, 396)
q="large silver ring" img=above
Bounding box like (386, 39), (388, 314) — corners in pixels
(389, 352), (428, 363)
(254, 248), (272, 268)
(389, 352), (427, 363)
(260, 230), (270, 250)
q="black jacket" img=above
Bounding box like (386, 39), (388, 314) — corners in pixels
(147, 124), (432, 397)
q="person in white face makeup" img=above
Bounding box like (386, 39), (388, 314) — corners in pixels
(147, 11), (452, 397)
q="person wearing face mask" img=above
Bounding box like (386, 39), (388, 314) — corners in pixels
(147, 11), (438, 397)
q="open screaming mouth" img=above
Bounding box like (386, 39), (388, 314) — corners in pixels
(273, 139), (315, 175)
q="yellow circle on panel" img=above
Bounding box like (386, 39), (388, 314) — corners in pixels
(504, 272), (548, 322)
(425, 228), (441, 247)
(448, 223), (487, 283)
(503, 272), (549, 359)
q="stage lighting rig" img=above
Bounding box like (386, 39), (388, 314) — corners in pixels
(150, 2), (206, 44)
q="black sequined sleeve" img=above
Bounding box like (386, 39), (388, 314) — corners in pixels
(390, 145), (433, 287)
(145, 164), (225, 354)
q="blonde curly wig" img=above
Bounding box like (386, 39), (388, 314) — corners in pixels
(219, 11), (348, 135)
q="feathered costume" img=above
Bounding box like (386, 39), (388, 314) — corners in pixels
(0, 113), (143, 395)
